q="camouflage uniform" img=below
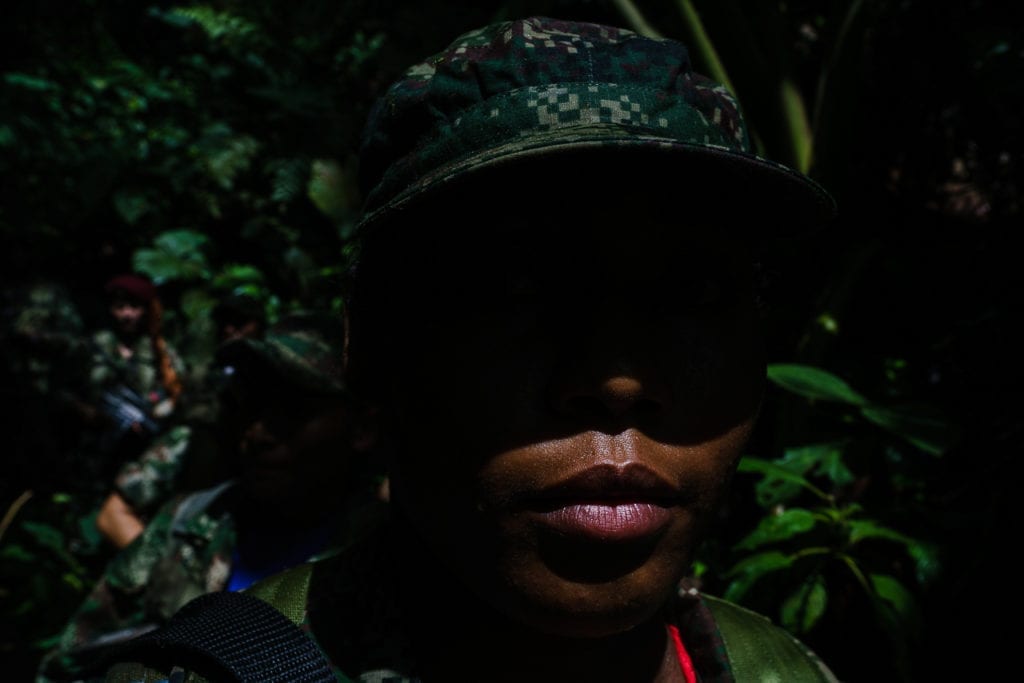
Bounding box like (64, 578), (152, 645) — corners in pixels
(86, 328), (185, 409)
(5, 281), (87, 396)
(1, 282), (92, 498)
(39, 312), (378, 683)
(62, 328), (187, 506)
(38, 480), (381, 683)
(113, 424), (195, 520)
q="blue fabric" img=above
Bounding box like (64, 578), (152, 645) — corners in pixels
(226, 522), (331, 592)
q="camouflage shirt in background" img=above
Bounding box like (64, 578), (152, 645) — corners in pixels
(36, 479), (378, 683)
(113, 424), (194, 520)
(5, 281), (87, 396)
(36, 482), (239, 683)
(87, 329), (185, 406)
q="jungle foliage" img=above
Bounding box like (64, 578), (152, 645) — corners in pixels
(2, 1), (1021, 681)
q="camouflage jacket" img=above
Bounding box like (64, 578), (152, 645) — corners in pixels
(37, 481), (370, 683)
(114, 424), (194, 520)
(87, 329), (185, 406)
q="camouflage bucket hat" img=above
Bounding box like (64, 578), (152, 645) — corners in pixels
(215, 312), (346, 395)
(356, 16), (835, 236)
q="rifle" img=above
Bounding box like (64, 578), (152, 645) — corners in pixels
(98, 384), (162, 449)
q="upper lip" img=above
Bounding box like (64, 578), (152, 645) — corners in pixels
(525, 464), (679, 507)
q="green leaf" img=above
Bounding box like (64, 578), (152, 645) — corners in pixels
(153, 229), (209, 258)
(4, 73), (58, 91)
(735, 508), (819, 551)
(112, 191), (151, 225)
(870, 573), (920, 629)
(1, 544), (36, 562)
(20, 521), (65, 554)
(179, 288), (218, 322)
(212, 264), (265, 290)
(132, 249), (196, 283)
(739, 457), (829, 503)
(860, 404), (959, 456)
(906, 542), (942, 587)
(750, 443), (852, 505)
(848, 519), (913, 546)
(767, 363), (868, 405)
(723, 551), (795, 602)
(780, 574), (828, 633)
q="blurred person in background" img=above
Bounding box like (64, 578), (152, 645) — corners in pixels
(36, 311), (385, 683)
(94, 293), (269, 549)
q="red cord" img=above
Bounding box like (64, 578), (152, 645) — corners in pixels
(667, 623), (698, 683)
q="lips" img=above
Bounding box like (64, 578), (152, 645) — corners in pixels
(519, 464), (679, 542)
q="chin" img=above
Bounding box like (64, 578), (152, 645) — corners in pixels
(484, 546), (684, 638)
(507, 578), (672, 638)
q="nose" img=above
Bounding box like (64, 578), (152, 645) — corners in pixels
(555, 373), (668, 422)
(240, 417), (276, 454)
(548, 309), (672, 424)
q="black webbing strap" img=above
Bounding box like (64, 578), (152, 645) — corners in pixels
(109, 591), (336, 682)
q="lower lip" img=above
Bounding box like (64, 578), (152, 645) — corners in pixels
(532, 502), (673, 542)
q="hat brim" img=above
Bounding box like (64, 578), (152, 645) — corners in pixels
(215, 338), (345, 396)
(357, 130), (837, 240)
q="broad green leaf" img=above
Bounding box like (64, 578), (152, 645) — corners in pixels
(112, 191), (151, 225)
(133, 249), (195, 283)
(20, 521), (64, 553)
(751, 443), (852, 505)
(153, 229), (209, 257)
(723, 551), (795, 602)
(735, 508), (818, 551)
(179, 288), (218, 322)
(814, 444), (855, 487)
(870, 573), (920, 631)
(739, 457), (829, 503)
(767, 363), (867, 405)
(1, 544), (36, 562)
(848, 519), (913, 546)
(211, 264), (265, 290)
(860, 404), (959, 456)
(780, 574), (828, 633)
(906, 542), (942, 587)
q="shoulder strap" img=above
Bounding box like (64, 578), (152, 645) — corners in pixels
(108, 587), (334, 683)
(703, 595), (838, 682)
(244, 562), (315, 625)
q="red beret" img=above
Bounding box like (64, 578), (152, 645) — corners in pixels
(105, 273), (156, 303)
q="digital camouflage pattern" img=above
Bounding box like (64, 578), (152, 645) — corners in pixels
(356, 16), (835, 236)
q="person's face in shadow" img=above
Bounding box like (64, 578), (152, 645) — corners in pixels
(219, 371), (352, 522)
(370, 173), (767, 638)
(109, 294), (147, 338)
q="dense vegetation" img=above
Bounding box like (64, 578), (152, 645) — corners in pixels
(2, 1), (1021, 681)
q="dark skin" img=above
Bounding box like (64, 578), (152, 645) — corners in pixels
(360, 169), (766, 682)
